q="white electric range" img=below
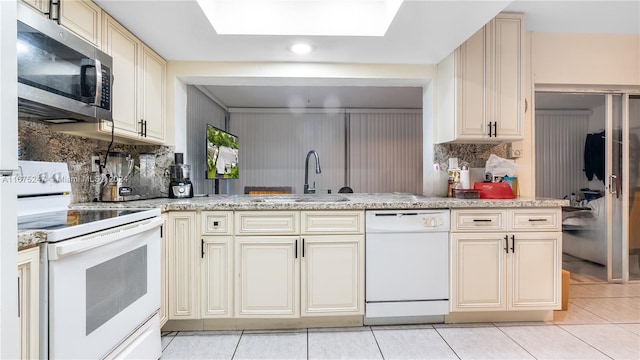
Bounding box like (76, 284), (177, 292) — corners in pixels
(17, 161), (163, 359)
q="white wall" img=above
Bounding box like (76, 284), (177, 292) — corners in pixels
(532, 33), (640, 87)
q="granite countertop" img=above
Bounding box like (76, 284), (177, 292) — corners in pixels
(69, 193), (569, 211)
(18, 194), (568, 250)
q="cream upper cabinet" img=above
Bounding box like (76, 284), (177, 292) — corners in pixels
(59, 0), (101, 46)
(139, 46), (166, 143)
(19, 0), (49, 15)
(19, 0), (101, 46)
(450, 208), (561, 312)
(235, 236), (300, 318)
(102, 14), (140, 138)
(54, 11), (166, 144)
(167, 211), (199, 319)
(18, 247), (40, 360)
(436, 13), (524, 143)
(101, 13), (166, 144)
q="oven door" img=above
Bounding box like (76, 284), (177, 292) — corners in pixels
(47, 217), (162, 359)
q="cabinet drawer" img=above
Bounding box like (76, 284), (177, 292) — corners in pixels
(452, 210), (507, 232)
(301, 211), (364, 234)
(201, 211), (232, 235)
(235, 211), (299, 235)
(509, 209), (561, 231)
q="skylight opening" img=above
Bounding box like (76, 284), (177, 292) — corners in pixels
(196, 0), (404, 36)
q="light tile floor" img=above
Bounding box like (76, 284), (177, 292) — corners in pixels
(161, 283), (640, 359)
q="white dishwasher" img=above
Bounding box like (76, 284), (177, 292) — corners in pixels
(365, 209), (450, 325)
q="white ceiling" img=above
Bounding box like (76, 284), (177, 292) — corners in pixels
(94, 0), (639, 108)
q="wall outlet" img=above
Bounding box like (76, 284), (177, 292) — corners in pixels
(508, 141), (523, 158)
(91, 156), (101, 172)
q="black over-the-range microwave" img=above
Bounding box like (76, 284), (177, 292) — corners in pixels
(16, 2), (112, 123)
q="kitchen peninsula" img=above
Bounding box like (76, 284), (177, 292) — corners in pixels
(19, 193), (568, 332)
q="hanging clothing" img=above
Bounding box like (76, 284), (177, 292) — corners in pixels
(584, 131), (605, 183)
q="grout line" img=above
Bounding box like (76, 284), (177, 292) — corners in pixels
(432, 326), (461, 360)
(494, 326), (537, 359)
(230, 330), (243, 360)
(369, 326), (385, 360)
(555, 324), (615, 359)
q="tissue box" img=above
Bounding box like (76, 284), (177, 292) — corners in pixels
(474, 182), (515, 199)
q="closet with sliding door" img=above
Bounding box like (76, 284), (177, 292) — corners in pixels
(535, 92), (640, 283)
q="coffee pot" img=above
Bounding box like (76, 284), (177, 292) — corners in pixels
(100, 152), (135, 201)
(169, 153), (193, 198)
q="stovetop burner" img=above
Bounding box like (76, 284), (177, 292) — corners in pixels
(17, 208), (160, 242)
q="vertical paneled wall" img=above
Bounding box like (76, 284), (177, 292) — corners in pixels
(186, 86), (227, 195)
(229, 111), (346, 195)
(535, 111), (590, 199)
(349, 111), (423, 194)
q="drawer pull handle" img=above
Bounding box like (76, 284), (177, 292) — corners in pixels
(528, 219), (547, 222)
(213, 221), (219, 226)
(473, 219), (492, 222)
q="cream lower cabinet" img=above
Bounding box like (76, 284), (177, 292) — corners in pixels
(159, 213), (168, 326)
(450, 208), (561, 312)
(235, 236), (300, 318)
(301, 235), (364, 316)
(200, 211), (233, 318)
(234, 210), (365, 318)
(167, 211), (199, 319)
(18, 247), (40, 360)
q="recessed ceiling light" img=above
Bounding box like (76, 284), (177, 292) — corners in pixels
(290, 43), (312, 55)
(196, 0), (404, 36)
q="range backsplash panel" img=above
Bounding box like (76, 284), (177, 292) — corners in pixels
(18, 120), (174, 203)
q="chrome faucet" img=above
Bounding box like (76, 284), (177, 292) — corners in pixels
(304, 150), (322, 194)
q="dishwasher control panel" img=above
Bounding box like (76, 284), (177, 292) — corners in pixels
(365, 210), (450, 232)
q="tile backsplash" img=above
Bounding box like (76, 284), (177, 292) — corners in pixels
(18, 120), (174, 203)
(434, 143), (508, 170)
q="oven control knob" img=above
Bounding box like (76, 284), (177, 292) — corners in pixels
(429, 219), (436, 227)
(52, 172), (62, 183)
(38, 172), (49, 183)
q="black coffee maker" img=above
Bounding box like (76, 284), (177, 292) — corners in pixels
(169, 153), (193, 198)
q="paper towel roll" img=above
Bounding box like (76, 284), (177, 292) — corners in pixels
(460, 169), (470, 189)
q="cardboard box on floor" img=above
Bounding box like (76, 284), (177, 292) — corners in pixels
(562, 269), (570, 310)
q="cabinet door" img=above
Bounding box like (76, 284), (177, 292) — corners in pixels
(201, 236), (233, 318)
(159, 214), (168, 326)
(19, 0), (49, 14)
(18, 247), (39, 360)
(451, 233), (507, 311)
(509, 232), (561, 310)
(235, 236), (299, 318)
(60, 0), (101, 46)
(301, 235), (364, 316)
(493, 14), (524, 140)
(167, 212), (199, 319)
(101, 14), (140, 139)
(456, 25), (490, 139)
(139, 45), (166, 143)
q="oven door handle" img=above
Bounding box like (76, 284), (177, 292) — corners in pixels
(50, 217), (163, 260)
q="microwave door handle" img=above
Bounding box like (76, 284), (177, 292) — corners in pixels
(91, 59), (103, 107)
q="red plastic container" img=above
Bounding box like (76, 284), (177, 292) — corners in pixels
(474, 182), (515, 199)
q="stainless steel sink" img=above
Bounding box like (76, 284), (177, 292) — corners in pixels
(249, 196), (349, 203)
